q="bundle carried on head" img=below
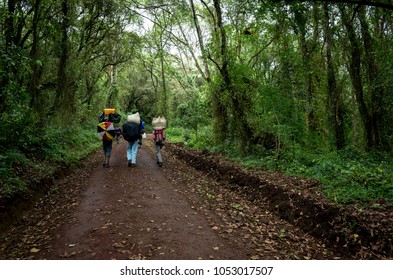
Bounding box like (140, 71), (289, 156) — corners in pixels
(99, 108), (121, 123)
(127, 112), (141, 124)
(152, 116), (166, 129)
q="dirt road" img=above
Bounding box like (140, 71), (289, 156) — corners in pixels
(1, 136), (339, 260)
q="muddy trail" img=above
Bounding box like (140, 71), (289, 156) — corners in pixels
(0, 136), (392, 260)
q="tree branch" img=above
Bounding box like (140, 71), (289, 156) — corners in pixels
(276, 0), (393, 10)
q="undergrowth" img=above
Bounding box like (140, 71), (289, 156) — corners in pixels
(168, 126), (393, 209)
(0, 123), (100, 199)
(282, 149), (393, 208)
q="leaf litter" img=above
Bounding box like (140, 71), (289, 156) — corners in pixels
(0, 139), (391, 260)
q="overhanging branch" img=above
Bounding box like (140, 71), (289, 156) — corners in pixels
(277, 0), (393, 10)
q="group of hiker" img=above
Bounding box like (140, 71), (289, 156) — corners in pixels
(97, 109), (166, 169)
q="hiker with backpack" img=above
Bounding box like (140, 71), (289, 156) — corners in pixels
(122, 112), (143, 167)
(152, 117), (167, 167)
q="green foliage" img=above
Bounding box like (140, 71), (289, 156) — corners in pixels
(164, 127), (186, 143)
(282, 148), (393, 207)
(231, 204), (243, 211)
(166, 125), (214, 150)
(0, 116), (100, 198)
(174, 95), (209, 140)
(39, 125), (100, 163)
(1, 0), (393, 211)
(116, 64), (157, 118)
(0, 150), (28, 197)
(200, 138), (393, 207)
(241, 150), (280, 170)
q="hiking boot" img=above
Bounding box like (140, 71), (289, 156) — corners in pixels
(158, 162), (163, 167)
(128, 161), (131, 167)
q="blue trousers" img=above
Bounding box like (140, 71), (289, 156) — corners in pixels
(127, 140), (139, 164)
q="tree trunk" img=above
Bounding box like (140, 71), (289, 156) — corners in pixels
(29, 0), (43, 114)
(160, 34), (167, 117)
(358, 7), (389, 151)
(211, 0), (229, 143)
(189, 0), (211, 83)
(293, 5), (318, 132)
(52, 0), (72, 115)
(0, 0), (16, 113)
(340, 5), (374, 150)
(212, 0), (252, 148)
(324, 3), (345, 149)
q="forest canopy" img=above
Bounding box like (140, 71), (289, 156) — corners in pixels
(1, 0), (392, 206)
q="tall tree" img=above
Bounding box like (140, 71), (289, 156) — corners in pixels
(292, 3), (320, 132)
(190, 0), (211, 83)
(52, 0), (72, 114)
(209, 0), (254, 146)
(339, 4), (374, 150)
(324, 3), (345, 149)
(29, 0), (43, 113)
(358, 6), (389, 150)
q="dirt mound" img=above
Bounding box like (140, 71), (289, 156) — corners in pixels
(168, 142), (393, 259)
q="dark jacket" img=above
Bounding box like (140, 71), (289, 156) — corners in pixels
(122, 122), (142, 142)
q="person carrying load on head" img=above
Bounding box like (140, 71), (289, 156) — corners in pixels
(97, 121), (116, 168)
(122, 111), (142, 168)
(99, 108), (121, 123)
(152, 116), (167, 167)
(97, 108), (121, 167)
